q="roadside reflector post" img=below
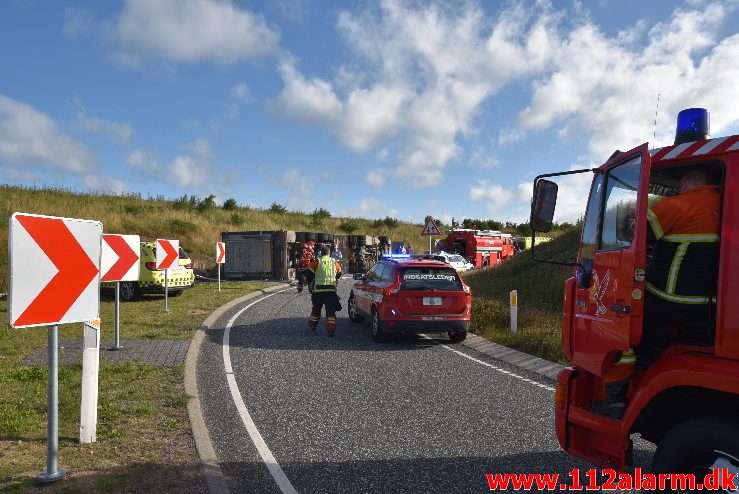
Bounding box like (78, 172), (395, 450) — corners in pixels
(218, 263), (221, 292)
(164, 269), (169, 313)
(38, 324), (66, 483)
(510, 290), (518, 334)
(80, 320), (101, 444)
(112, 282), (122, 350)
(216, 241), (225, 292)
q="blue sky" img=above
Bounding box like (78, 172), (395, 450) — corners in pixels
(2, 0), (739, 225)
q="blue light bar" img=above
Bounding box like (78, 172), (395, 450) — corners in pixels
(675, 108), (710, 144)
(383, 254), (411, 259)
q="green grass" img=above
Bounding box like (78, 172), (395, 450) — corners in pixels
(0, 281), (270, 493)
(464, 229), (580, 363)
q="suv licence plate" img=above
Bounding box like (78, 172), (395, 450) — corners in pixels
(423, 297), (442, 306)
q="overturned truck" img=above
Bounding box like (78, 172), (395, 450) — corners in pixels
(220, 230), (386, 281)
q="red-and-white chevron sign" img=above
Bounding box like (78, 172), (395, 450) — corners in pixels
(156, 239), (179, 270)
(101, 234), (140, 282)
(216, 242), (225, 264)
(9, 213), (102, 328)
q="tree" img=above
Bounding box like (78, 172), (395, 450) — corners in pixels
(222, 198), (238, 210)
(269, 202), (288, 214)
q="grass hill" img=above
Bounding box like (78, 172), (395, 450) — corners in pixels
(463, 229), (580, 363)
(0, 185), (436, 292)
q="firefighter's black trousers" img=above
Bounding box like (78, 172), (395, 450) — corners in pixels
(310, 290), (340, 318)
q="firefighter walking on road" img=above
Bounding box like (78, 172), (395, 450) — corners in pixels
(305, 245), (342, 336)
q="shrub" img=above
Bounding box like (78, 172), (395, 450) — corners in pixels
(269, 202), (288, 214)
(173, 195), (197, 210)
(166, 219), (198, 235)
(339, 220), (360, 233)
(311, 207), (331, 220)
(229, 212), (245, 226)
(222, 198), (238, 210)
(382, 216), (398, 228)
(197, 194), (216, 213)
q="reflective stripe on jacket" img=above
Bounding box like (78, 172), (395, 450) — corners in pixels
(308, 255), (342, 292)
(646, 185), (720, 305)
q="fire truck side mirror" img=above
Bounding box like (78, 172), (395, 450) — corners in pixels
(531, 179), (558, 233)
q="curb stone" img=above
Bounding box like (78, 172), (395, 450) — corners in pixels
(184, 282), (289, 494)
(460, 333), (567, 382)
(186, 283), (568, 493)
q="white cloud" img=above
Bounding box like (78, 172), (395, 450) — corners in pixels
(468, 180), (515, 214)
(341, 197), (399, 219)
(276, 167), (319, 209)
(271, 1), (560, 187)
(127, 138), (212, 188)
(74, 99), (133, 144)
(63, 8), (93, 38)
(0, 94), (97, 173)
(498, 127), (525, 148)
(366, 169), (387, 187)
(110, 0), (280, 66)
(232, 83), (250, 99)
(4, 168), (37, 182)
(83, 175), (128, 194)
(517, 2), (739, 158)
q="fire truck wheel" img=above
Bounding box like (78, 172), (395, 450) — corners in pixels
(448, 331), (467, 343)
(371, 310), (387, 342)
(119, 281), (141, 302)
(652, 417), (739, 490)
(348, 294), (364, 323)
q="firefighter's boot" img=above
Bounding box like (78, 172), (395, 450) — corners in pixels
(297, 281), (304, 293)
(593, 380), (629, 419)
(308, 314), (319, 331)
(326, 316), (336, 337)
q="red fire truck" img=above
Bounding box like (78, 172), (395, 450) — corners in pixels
(530, 108), (739, 481)
(443, 229), (515, 268)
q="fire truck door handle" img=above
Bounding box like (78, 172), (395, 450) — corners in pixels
(610, 304), (631, 314)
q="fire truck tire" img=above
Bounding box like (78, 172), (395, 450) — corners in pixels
(651, 417), (739, 487)
(448, 331), (467, 343)
(318, 233), (333, 242)
(305, 232), (317, 241)
(348, 294), (364, 323)
(119, 281), (141, 302)
(371, 310), (387, 342)
(296, 232), (307, 243)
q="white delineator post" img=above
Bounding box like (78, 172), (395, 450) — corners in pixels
(510, 290), (518, 334)
(80, 319), (101, 444)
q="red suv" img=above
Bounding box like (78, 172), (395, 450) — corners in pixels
(348, 256), (472, 342)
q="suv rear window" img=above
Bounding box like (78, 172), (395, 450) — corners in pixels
(400, 267), (462, 291)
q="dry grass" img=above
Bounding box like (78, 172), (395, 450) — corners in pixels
(0, 185), (437, 293)
(463, 229), (581, 363)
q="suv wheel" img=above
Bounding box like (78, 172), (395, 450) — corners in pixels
(448, 331), (467, 343)
(371, 310), (386, 342)
(348, 294), (364, 323)
(120, 281), (141, 301)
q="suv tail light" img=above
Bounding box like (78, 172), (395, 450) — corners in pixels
(145, 262), (157, 270)
(185, 261), (194, 269)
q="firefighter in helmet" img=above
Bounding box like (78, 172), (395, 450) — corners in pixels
(595, 165), (720, 419)
(297, 240), (316, 293)
(305, 245), (342, 336)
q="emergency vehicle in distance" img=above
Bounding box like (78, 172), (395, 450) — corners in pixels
(530, 109), (739, 481)
(347, 255), (471, 343)
(438, 229), (516, 268)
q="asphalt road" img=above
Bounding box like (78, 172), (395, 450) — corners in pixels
(197, 279), (655, 493)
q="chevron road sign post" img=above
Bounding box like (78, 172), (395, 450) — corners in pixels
(420, 218), (441, 254)
(9, 212), (103, 483)
(156, 239), (179, 312)
(216, 241), (225, 292)
(101, 234), (140, 349)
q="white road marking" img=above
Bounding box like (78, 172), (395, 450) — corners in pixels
(223, 288), (298, 494)
(421, 335), (556, 392)
(223, 285), (553, 494)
